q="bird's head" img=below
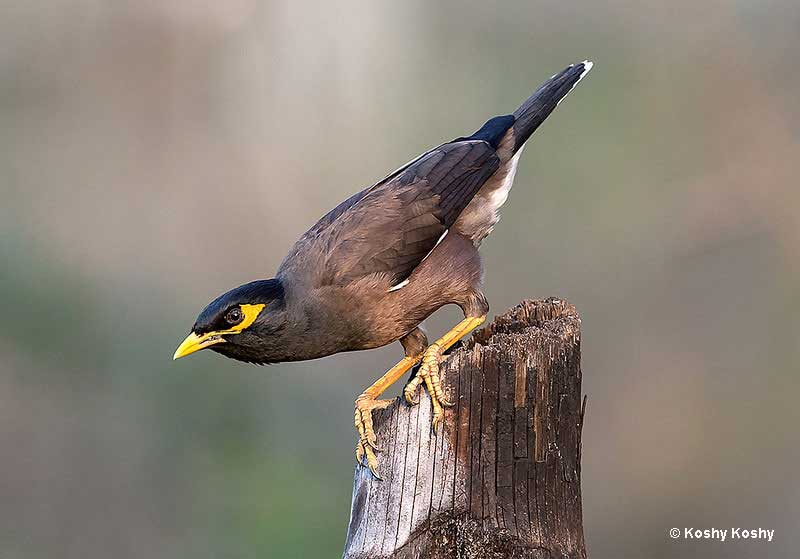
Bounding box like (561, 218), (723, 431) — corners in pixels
(173, 279), (287, 364)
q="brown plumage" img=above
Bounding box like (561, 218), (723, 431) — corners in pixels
(174, 61), (594, 476)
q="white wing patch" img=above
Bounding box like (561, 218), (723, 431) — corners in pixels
(387, 278), (410, 292)
(424, 229), (449, 259)
(387, 229), (449, 292)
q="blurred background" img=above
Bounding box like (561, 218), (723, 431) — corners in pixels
(1, 1), (798, 558)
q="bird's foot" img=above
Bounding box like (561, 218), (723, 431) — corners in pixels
(403, 342), (453, 431)
(354, 395), (393, 478)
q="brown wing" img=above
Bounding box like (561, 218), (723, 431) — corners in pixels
(279, 139), (500, 287)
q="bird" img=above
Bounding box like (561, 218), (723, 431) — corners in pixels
(174, 60), (593, 477)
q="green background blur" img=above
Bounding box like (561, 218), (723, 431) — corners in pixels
(1, 1), (798, 558)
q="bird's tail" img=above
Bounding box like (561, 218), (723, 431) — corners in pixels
(509, 60), (593, 153)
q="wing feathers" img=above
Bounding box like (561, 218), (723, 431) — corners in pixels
(281, 139), (500, 287)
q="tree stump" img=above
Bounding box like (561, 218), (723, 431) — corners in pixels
(343, 298), (586, 559)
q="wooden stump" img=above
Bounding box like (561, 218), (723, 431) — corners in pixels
(343, 299), (586, 559)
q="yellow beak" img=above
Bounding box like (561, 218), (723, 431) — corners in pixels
(173, 332), (225, 360)
(173, 303), (266, 361)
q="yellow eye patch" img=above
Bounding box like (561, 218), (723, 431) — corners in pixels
(234, 303), (267, 332)
(173, 303), (265, 360)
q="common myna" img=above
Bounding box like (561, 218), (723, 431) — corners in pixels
(174, 61), (593, 476)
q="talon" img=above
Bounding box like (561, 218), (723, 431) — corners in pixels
(365, 448), (382, 479)
(367, 432), (382, 451)
(406, 342), (454, 435)
(353, 396), (393, 478)
(404, 377), (422, 405)
(432, 409), (445, 432)
(351, 323), (481, 479)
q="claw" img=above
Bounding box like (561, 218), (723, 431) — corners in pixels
(432, 409), (445, 432)
(353, 396), (393, 478)
(404, 375), (422, 405)
(354, 316), (483, 474)
(355, 441), (364, 465)
(365, 445), (382, 480)
(405, 343), (454, 435)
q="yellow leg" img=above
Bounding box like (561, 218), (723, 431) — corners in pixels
(404, 315), (486, 430)
(355, 315), (485, 478)
(354, 355), (421, 478)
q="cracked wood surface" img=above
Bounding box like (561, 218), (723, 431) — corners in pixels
(343, 299), (586, 559)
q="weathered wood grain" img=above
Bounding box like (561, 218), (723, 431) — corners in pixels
(343, 298), (585, 559)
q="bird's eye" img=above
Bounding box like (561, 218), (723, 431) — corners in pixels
(225, 307), (243, 324)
